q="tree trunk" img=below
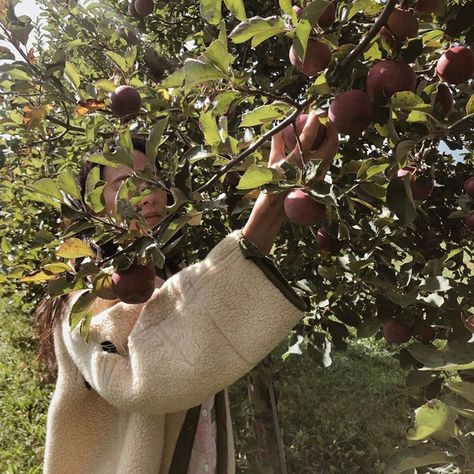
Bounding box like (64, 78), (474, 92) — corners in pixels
(247, 355), (288, 474)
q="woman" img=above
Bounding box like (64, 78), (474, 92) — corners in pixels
(37, 113), (338, 474)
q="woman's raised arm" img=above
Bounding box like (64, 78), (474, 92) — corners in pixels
(242, 113), (339, 254)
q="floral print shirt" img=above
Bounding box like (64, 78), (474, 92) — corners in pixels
(188, 394), (217, 474)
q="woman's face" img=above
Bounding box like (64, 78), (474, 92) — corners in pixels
(102, 149), (168, 229)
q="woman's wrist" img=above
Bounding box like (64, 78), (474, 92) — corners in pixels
(242, 190), (288, 255)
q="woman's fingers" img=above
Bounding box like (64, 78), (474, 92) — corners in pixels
(312, 120), (339, 162)
(296, 111), (320, 158)
(269, 131), (286, 165)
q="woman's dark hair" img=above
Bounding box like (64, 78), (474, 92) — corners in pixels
(34, 137), (186, 383)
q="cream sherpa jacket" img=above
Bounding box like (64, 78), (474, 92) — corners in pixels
(44, 229), (308, 474)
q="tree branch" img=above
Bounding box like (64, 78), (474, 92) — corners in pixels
(194, 97), (313, 195)
(339, 0), (398, 70)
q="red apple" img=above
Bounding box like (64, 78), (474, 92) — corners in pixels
(135, 0), (154, 16)
(328, 90), (373, 135)
(128, 1), (141, 18)
(397, 167), (434, 201)
(282, 113), (327, 153)
(289, 39), (332, 77)
(383, 319), (412, 344)
(414, 324), (437, 343)
(112, 262), (156, 304)
(387, 8), (419, 41)
(379, 26), (397, 53)
(433, 83), (453, 118)
(366, 60), (417, 102)
(293, 5), (303, 17)
(465, 211), (474, 230)
(316, 227), (343, 253)
(436, 46), (474, 85)
(463, 177), (474, 198)
(464, 314), (474, 333)
(111, 85), (142, 120)
(318, 2), (336, 29)
(414, 0), (442, 13)
(284, 189), (325, 226)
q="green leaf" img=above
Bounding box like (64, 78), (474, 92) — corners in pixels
(204, 39), (234, 72)
(200, 111), (222, 147)
(363, 41), (381, 61)
(407, 400), (458, 442)
(447, 381), (474, 404)
(466, 95), (474, 115)
(212, 90), (241, 115)
(64, 61), (81, 89)
(57, 169), (81, 200)
(383, 289), (418, 308)
(124, 46), (138, 70)
(348, 0), (378, 19)
(407, 110), (428, 123)
(385, 445), (450, 474)
(200, 0), (222, 25)
(105, 51), (128, 73)
(57, 238), (95, 259)
(386, 176), (417, 225)
(294, 0), (328, 61)
(395, 139), (416, 162)
(223, 0), (246, 20)
(182, 146), (216, 164)
(407, 341), (474, 371)
(240, 102), (293, 127)
(419, 276), (450, 292)
(183, 58), (224, 88)
(95, 79), (116, 93)
(390, 91), (430, 110)
(237, 164), (274, 190)
(279, 0), (293, 15)
(20, 271), (57, 283)
(159, 68), (185, 88)
(147, 115), (169, 162)
(69, 291), (95, 332)
(31, 178), (62, 200)
(43, 262), (74, 274)
(229, 16), (285, 45)
(86, 184), (106, 213)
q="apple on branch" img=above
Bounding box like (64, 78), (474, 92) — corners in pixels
(284, 189), (325, 226)
(383, 319), (412, 344)
(112, 262), (156, 304)
(289, 39), (332, 77)
(328, 90), (373, 136)
(110, 85), (142, 120)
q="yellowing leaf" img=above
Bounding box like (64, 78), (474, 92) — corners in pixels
(56, 238), (95, 259)
(23, 105), (51, 128)
(20, 271), (57, 283)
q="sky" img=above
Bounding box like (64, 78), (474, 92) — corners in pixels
(1, 0), (42, 60)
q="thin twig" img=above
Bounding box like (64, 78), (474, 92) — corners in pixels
(195, 98), (313, 195)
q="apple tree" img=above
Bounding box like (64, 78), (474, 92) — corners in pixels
(0, 0), (473, 470)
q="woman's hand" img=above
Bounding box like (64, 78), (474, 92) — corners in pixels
(269, 112), (339, 183)
(242, 112), (339, 254)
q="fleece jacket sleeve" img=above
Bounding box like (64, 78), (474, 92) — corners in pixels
(60, 229), (308, 415)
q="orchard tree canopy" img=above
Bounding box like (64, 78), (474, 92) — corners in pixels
(0, 0), (473, 470)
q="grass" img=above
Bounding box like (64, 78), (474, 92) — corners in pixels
(0, 298), (410, 473)
(0, 299), (54, 473)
